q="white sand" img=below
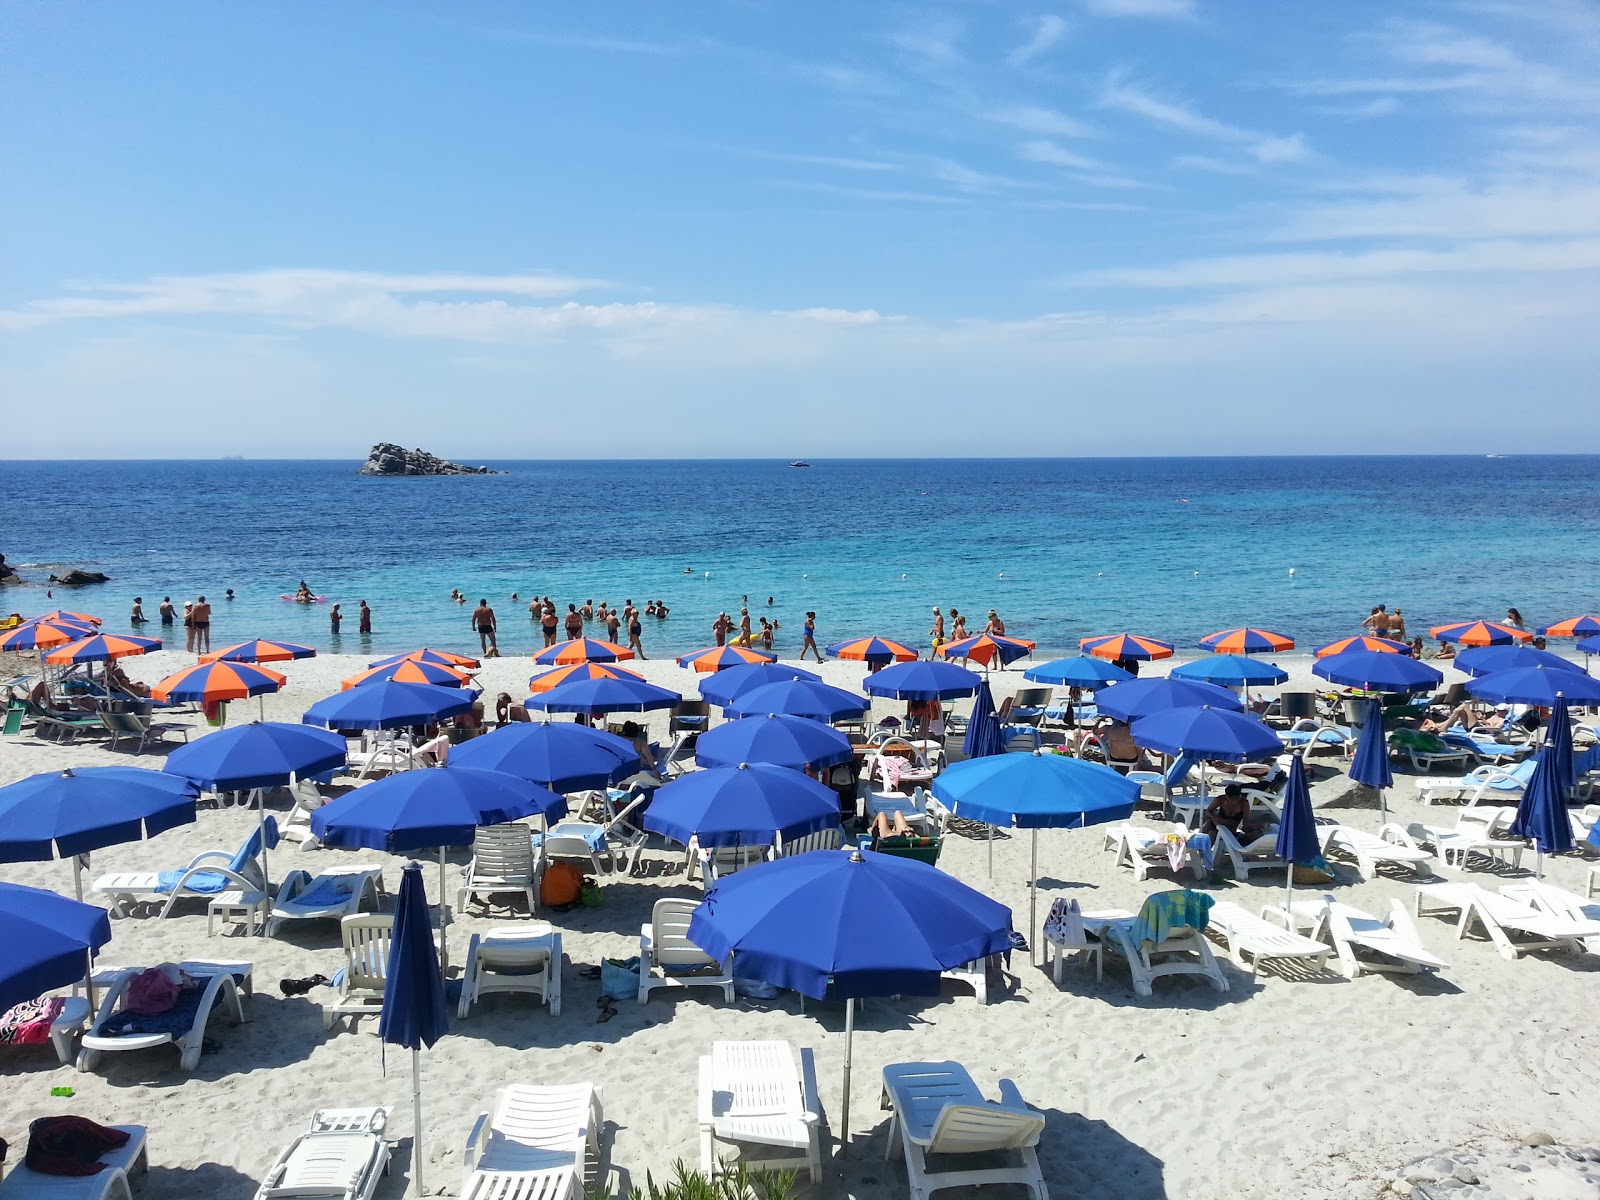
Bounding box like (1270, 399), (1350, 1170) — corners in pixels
(2, 646), (1597, 1199)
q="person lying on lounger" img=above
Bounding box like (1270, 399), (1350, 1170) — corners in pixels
(869, 810), (916, 841)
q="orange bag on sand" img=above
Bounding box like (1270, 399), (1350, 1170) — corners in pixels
(539, 861), (585, 907)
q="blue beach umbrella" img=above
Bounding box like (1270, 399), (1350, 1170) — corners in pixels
(1466, 665), (1600, 709)
(1312, 649), (1443, 694)
(694, 715), (853, 772)
(862, 659), (981, 701)
(379, 862), (449, 1197)
(303, 681), (477, 730)
(1578, 634), (1600, 656)
(1508, 696), (1574, 874)
(1096, 677), (1243, 723)
(524, 675), (680, 715)
(0, 883), (112, 1014)
(724, 679), (869, 722)
(447, 722), (641, 792)
(962, 681), (1004, 762)
(1454, 645), (1585, 678)
(687, 848), (1012, 1145)
(644, 763), (841, 848)
(698, 663), (821, 707)
(1023, 656), (1134, 688)
(1275, 754), (1321, 911)
(165, 721), (349, 792)
(1130, 706), (1283, 763)
(1171, 655), (1289, 688)
(1348, 698), (1394, 821)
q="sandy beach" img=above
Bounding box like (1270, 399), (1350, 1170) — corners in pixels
(2, 646), (1598, 1199)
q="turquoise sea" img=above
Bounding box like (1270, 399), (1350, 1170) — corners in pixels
(2, 456), (1597, 658)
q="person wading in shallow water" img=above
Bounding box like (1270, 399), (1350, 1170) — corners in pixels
(359, 600), (372, 635)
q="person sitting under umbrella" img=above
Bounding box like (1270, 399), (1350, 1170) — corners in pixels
(1201, 784), (1272, 841)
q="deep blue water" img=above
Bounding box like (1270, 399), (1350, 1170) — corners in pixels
(2, 457), (1597, 658)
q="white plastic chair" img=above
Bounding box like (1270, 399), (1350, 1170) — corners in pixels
(457, 824), (538, 913)
(458, 926), (561, 1018)
(879, 1061), (1048, 1200)
(638, 898), (733, 1005)
(253, 1108), (390, 1200)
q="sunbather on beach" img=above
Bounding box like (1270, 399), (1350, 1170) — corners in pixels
(1433, 640), (1456, 660)
(713, 612), (731, 647)
(869, 810), (916, 841)
(1201, 784), (1267, 840)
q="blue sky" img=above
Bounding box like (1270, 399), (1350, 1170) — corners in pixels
(4, 1), (1598, 458)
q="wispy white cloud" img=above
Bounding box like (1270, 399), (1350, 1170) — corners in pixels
(885, 17), (965, 66)
(984, 103), (1096, 139)
(1101, 72), (1312, 163)
(1079, 0), (1194, 18)
(1019, 140), (1104, 172)
(701, 144), (898, 173)
(1009, 15), (1069, 66)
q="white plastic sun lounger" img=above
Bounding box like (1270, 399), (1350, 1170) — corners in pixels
(1318, 824), (1434, 880)
(323, 915), (393, 1031)
(93, 821), (275, 918)
(0, 1125), (147, 1200)
(1286, 895), (1446, 979)
(1205, 901), (1332, 977)
(457, 824), (538, 914)
(1212, 826), (1289, 880)
(253, 1108), (390, 1200)
(267, 866), (384, 937)
(638, 898), (734, 1005)
(1416, 761), (1535, 806)
(698, 1040), (822, 1184)
(879, 1061), (1048, 1200)
(1090, 895), (1230, 998)
(78, 964), (248, 1073)
(1414, 882), (1600, 960)
(1498, 881), (1600, 948)
(1103, 825), (1205, 882)
(458, 926), (562, 1019)
(460, 1083), (602, 1200)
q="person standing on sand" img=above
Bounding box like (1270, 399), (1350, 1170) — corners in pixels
(950, 609), (968, 640)
(191, 595), (212, 654)
(159, 597), (175, 627)
(930, 607), (945, 649)
(182, 601), (195, 652)
(358, 600), (372, 635)
(130, 597), (148, 625)
(627, 607), (646, 659)
(330, 603), (342, 635)
(800, 611), (821, 661)
(473, 598), (498, 654)
(605, 607), (621, 644)
(985, 609), (1006, 636)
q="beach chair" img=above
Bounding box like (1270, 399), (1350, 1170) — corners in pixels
(268, 866), (384, 937)
(0, 994), (92, 1065)
(1317, 824), (1434, 880)
(1497, 881), (1600, 948)
(1280, 718), (1352, 759)
(78, 964), (248, 1073)
(1212, 826), (1289, 880)
(1440, 730), (1533, 765)
(879, 1061), (1048, 1200)
(776, 827), (843, 857)
(1413, 882), (1600, 960)
(1093, 890), (1229, 997)
(1285, 895), (1446, 979)
(1040, 898), (1113, 984)
(694, 841), (773, 886)
(535, 794), (647, 878)
(323, 915), (394, 1031)
(1204, 901), (1332, 977)
(345, 731), (415, 778)
(98, 709), (189, 753)
(458, 925), (562, 1019)
(0, 1125), (147, 1200)
(1104, 824), (1205, 882)
(20, 698), (104, 743)
(1415, 760), (1535, 806)
(457, 823), (538, 914)
(1403, 796), (1523, 872)
(253, 1108), (390, 1200)
(94, 818), (278, 919)
(280, 780), (330, 847)
(698, 1040), (822, 1184)
(638, 898), (734, 1005)
(460, 1083), (602, 1200)
(1389, 730), (1472, 773)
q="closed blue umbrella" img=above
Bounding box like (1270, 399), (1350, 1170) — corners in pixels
(165, 721), (350, 791)
(1454, 645), (1584, 678)
(1275, 754), (1320, 911)
(447, 722), (641, 792)
(694, 715), (852, 772)
(644, 763), (841, 848)
(723, 680), (869, 722)
(303, 681), (477, 730)
(862, 659), (981, 701)
(1347, 698), (1394, 822)
(962, 681), (1004, 762)
(0, 883), (111, 1014)
(1466, 665), (1600, 708)
(1508, 696), (1574, 872)
(379, 863), (449, 1197)
(1131, 706), (1283, 763)
(1097, 678), (1244, 723)
(698, 663), (822, 707)
(1023, 656), (1134, 688)
(1312, 649), (1442, 694)
(1171, 655), (1289, 688)
(524, 675), (680, 715)
(687, 848), (1011, 1145)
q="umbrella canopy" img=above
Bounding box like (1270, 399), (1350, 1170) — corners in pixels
(1096, 677), (1243, 723)
(1314, 635), (1412, 658)
(694, 715), (853, 772)
(862, 659), (981, 701)
(447, 722), (641, 792)
(1580, 635), (1600, 656)
(1199, 627), (1295, 654)
(151, 660), (285, 704)
(1312, 649), (1442, 694)
(203, 639), (317, 664)
(33, 610), (102, 627)
(534, 638), (635, 665)
(932, 751), (1137, 829)
(698, 663), (822, 707)
(1348, 698), (1393, 792)
(677, 645), (776, 672)
(1508, 697), (1575, 860)
(0, 618), (98, 652)
(962, 681), (1004, 761)
(723, 679), (869, 721)
(1430, 620), (1532, 646)
(1467, 665), (1600, 707)
(1455, 646), (1585, 678)
(528, 662), (644, 693)
(645, 763), (841, 848)
(303, 681), (477, 730)
(1275, 755), (1320, 866)
(1131, 706), (1283, 763)
(1540, 615), (1600, 639)
(0, 767), (198, 863)
(1171, 655), (1289, 687)
(938, 634), (1036, 668)
(524, 675), (679, 715)
(828, 637), (917, 665)
(44, 633), (161, 664)
(310, 768), (566, 853)
(0, 883), (111, 1013)
(341, 658), (471, 690)
(370, 648), (482, 669)
(1080, 633), (1173, 662)
(1023, 657), (1134, 688)
(165, 721), (349, 791)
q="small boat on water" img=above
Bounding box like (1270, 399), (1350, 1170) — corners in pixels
(789, 460), (811, 468)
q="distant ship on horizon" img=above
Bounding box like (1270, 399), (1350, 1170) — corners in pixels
(789, 460), (811, 468)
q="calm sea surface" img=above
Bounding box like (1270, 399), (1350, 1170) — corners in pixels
(2, 457), (1596, 658)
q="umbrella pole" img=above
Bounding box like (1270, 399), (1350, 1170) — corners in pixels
(987, 823), (994, 878)
(411, 1045), (426, 1195)
(436, 846), (450, 976)
(1029, 829), (1039, 966)
(840, 997), (854, 1156)
(75, 860), (97, 1012)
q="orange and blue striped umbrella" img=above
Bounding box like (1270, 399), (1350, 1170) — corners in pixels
(827, 637), (918, 665)
(1080, 633), (1173, 662)
(534, 638), (635, 665)
(1198, 627), (1294, 655)
(1314, 635), (1411, 658)
(1429, 620), (1532, 647)
(0, 618), (97, 652)
(370, 648), (482, 669)
(939, 634), (1037, 667)
(33, 610), (102, 628)
(152, 660), (285, 703)
(1539, 615), (1600, 639)
(677, 645), (776, 673)
(44, 633), (161, 664)
(341, 658), (472, 690)
(203, 639), (317, 664)
(528, 662), (644, 693)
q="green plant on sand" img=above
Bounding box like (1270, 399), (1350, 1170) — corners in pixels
(588, 1160), (800, 1200)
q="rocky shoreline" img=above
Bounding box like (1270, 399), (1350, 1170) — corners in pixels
(356, 443), (501, 476)
(1386, 1137), (1600, 1198)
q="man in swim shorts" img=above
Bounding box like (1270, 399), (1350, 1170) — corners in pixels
(473, 598), (498, 654)
(191, 595), (212, 654)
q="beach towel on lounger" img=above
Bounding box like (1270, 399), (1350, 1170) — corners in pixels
(0, 997), (66, 1047)
(1127, 889), (1214, 949)
(157, 817), (279, 893)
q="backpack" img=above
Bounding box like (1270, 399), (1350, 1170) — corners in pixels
(539, 861), (585, 907)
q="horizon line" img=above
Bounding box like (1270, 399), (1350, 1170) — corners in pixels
(4, 451), (1597, 464)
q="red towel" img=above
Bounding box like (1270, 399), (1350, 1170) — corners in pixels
(25, 1117), (130, 1176)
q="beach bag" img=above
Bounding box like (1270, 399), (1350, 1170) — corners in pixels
(600, 957), (640, 1001)
(539, 861), (585, 908)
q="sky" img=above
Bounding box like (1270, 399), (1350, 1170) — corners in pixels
(3, 0), (1598, 459)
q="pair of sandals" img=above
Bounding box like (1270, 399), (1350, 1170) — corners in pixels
(278, 974), (329, 998)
